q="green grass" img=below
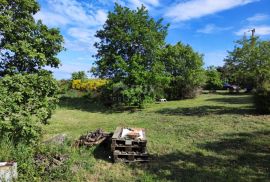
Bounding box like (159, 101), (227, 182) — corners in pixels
(44, 92), (270, 181)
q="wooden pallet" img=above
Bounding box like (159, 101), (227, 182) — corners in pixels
(111, 127), (147, 147)
(111, 127), (149, 163)
(111, 145), (146, 153)
(113, 150), (149, 163)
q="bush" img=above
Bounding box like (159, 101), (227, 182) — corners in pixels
(205, 66), (223, 91)
(71, 79), (107, 91)
(0, 73), (59, 144)
(58, 79), (71, 94)
(254, 83), (270, 114)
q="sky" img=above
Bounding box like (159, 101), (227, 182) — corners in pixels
(35, 0), (270, 80)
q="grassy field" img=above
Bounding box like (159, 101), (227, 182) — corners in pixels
(44, 92), (270, 181)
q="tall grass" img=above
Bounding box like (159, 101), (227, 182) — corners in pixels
(0, 137), (95, 181)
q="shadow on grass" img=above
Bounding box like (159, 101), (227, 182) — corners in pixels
(59, 96), (106, 113)
(138, 130), (270, 181)
(206, 95), (253, 105)
(156, 105), (255, 116)
(92, 138), (113, 163)
(59, 96), (140, 114)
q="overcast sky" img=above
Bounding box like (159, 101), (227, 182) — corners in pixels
(36, 0), (270, 79)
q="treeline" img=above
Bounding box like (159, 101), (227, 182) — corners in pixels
(89, 4), (206, 108)
(68, 4), (270, 112)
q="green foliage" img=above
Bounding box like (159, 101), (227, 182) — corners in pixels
(162, 42), (205, 99)
(0, 137), (95, 181)
(225, 37), (270, 113)
(0, 0), (64, 76)
(0, 138), (40, 181)
(58, 79), (71, 94)
(71, 71), (87, 81)
(224, 37), (270, 88)
(92, 4), (169, 107)
(254, 82), (270, 114)
(205, 66), (223, 90)
(0, 73), (59, 143)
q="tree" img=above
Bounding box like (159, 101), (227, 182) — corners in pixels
(0, 0), (64, 76)
(225, 36), (270, 113)
(0, 0), (64, 142)
(224, 37), (270, 89)
(92, 4), (169, 107)
(71, 71), (87, 81)
(162, 42), (205, 99)
(205, 66), (223, 91)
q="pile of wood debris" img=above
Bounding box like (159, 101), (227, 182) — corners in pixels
(34, 153), (69, 171)
(74, 129), (112, 147)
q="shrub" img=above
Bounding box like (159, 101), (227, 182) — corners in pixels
(71, 79), (107, 91)
(254, 83), (270, 114)
(58, 79), (71, 94)
(0, 73), (59, 143)
(205, 66), (223, 91)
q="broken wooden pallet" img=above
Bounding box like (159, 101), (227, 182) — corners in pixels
(113, 150), (149, 163)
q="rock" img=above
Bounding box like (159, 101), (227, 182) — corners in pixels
(44, 134), (67, 145)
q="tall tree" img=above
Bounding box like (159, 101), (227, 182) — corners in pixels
(224, 37), (270, 88)
(162, 42), (205, 99)
(0, 0), (64, 76)
(92, 4), (169, 107)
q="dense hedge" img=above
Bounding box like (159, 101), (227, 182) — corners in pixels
(0, 73), (59, 143)
(71, 79), (107, 91)
(254, 84), (270, 114)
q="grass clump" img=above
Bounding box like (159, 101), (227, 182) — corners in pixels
(0, 137), (95, 181)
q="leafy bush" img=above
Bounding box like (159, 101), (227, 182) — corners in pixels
(58, 79), (71, 94)
(0, 73), (59, 143)
(205, 66), (223, 91)
(254, 83), (270, 114)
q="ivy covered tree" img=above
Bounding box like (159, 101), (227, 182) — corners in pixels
(162, 42), (205, 99)
(92, 4), (169, 107)
(205, 66), (223, 91)
(0, 0), (64, 76)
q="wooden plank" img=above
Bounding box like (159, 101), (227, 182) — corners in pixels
(112, 127), (122, 139)
(113, 150), (148, 156)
